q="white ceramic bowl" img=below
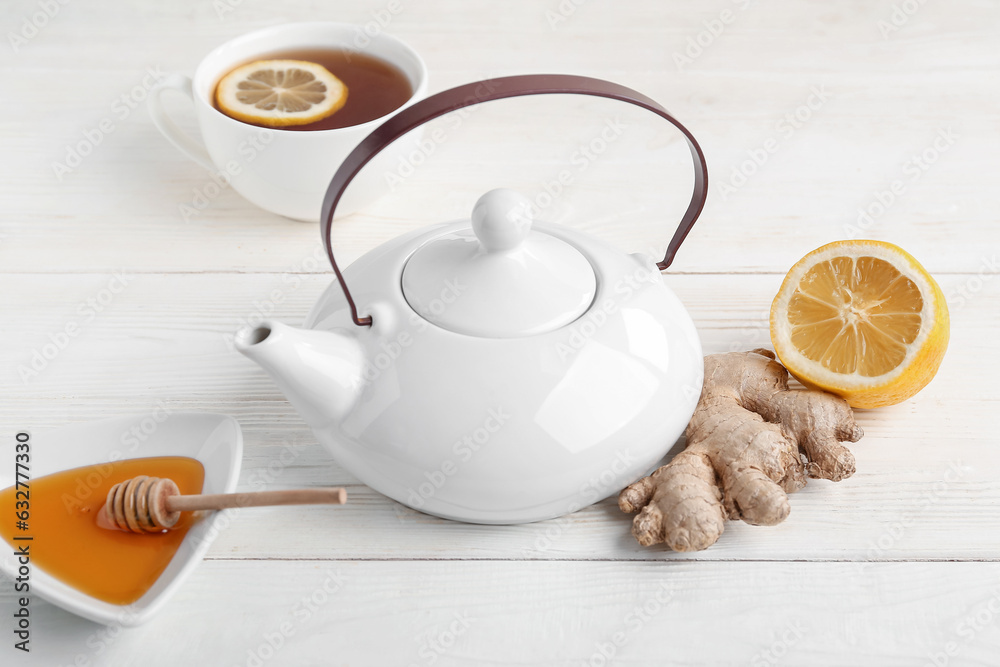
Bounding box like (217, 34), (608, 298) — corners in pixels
(0, 413), (242, 626)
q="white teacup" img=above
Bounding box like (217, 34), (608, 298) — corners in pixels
(149, 22), (428, 221)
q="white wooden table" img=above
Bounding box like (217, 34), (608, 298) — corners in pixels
(3, 0), (999, 664)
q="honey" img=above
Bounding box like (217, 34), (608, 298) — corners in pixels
(0, 456), (205, 605)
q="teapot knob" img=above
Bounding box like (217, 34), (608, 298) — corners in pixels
(471, 188), (533, 253)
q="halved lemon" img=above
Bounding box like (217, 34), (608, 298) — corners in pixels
(770, 240), (949, 409)
(215, 59), (347, 127)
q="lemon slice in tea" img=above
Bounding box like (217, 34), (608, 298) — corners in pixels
(215, 59), (348, 128)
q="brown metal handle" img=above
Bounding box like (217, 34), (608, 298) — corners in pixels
(321, 74), (709, 327)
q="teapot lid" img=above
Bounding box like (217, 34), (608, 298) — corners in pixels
(320, 74), (709, 330)
(401, 189), (596, 338)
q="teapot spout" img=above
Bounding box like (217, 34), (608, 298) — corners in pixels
(235, 320), (364, 429)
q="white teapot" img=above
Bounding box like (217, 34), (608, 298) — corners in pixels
(236, 75), (708, 524)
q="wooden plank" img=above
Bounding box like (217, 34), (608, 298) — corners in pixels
(5, 560), (1000, 666)
(1, 273), (996, 561)
(1, 1), (997, 274)
(2, 273), (993, 395)
(0, 81), (989, 275)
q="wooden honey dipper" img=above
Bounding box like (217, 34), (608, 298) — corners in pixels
(101, 475), (347, 533)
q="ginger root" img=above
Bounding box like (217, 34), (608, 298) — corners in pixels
(619, 349), (862, 552)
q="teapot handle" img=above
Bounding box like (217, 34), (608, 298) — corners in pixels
(322, 74), (708, 327)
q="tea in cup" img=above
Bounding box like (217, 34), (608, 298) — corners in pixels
(149, 22), (428, 221)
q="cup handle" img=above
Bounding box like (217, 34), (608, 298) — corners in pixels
(148, 73), (215, 171)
